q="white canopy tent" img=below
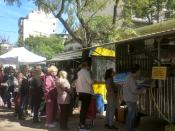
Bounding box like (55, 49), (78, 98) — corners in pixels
(0, 47), (46, 65)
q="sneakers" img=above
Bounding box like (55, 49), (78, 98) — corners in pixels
(45, 123), (56, 128)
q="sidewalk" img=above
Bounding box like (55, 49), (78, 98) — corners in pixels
(0, 107), (166, 131)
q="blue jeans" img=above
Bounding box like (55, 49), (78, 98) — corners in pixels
(126, 102), (137, 131)
(105, 96), (117, 126)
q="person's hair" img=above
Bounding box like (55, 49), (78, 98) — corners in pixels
(17, 72), (24, 79)
(42, 67), (48, 74)
(48, 65), (58, 73)
(59, 70), (67, 79)
(131, 64), (140, 74)
(104, 68), (114, 80)
(81, 58), (92, 68)
(32, 69), (42, 77)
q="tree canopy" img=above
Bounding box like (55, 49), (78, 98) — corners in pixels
(124, 0), (175, 23)
(5, 0), (175, 49)
(4, 0), (136, 48)
(23, 35), (64, 59)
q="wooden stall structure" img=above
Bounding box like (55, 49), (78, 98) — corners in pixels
(115, 28), (175, 122)
(91, 47), (116, 103)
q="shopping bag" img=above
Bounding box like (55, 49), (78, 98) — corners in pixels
(117, 106), (127, 123)
(86, 97), (97, 120)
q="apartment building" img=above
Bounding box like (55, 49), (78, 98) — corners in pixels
(18, 10), (57, 41)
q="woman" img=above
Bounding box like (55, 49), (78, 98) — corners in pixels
(44, 65), (58, 128)
(14, 72), (22, 116)
(56, 70), (72, 130)
(30, 69), (43, 123)
(18, 71), (29, 120)
(104, 68), (118, 129)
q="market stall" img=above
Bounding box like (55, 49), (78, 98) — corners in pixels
(0, 47), (46, 65)
(116, 28), (175, 122)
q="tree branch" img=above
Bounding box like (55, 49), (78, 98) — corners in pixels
(38, 0), (57, 16)
(75, 0), (86, 28)
(113, 0), (120, 24)
(85, 0), (108, 24)
(39, 0), (83, 45)
(75, 0), (89, 46)
(56, 0), (66, 18)
(58, 17), (83, 45)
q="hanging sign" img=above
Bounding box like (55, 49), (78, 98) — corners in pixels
(152, 66), (167, 80)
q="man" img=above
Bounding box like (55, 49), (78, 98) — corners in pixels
(76, 60), (93, 129)
(123, 64), (146, 131)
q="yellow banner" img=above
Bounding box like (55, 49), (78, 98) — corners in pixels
(152, 67), (167, 80)
(91, 47), (115, 57)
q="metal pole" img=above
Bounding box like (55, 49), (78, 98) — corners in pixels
(157, 39), (161, 66)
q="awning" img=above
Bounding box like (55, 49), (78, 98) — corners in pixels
(91, 47), (115, 57)
(50, 47), (115, 62)
(0, 47), (46, 65)
(50, 50), (82, 62)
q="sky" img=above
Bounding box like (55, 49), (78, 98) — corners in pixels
(0, 0), (64, 45)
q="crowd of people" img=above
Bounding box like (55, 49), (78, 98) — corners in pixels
(0, 61), (146, 131)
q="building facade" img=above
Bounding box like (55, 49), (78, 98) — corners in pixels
(18, 10), (57, 41)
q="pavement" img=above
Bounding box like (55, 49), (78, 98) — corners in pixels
(0, 107), (166, 131)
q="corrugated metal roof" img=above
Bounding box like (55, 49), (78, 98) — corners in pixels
(49, 25), (175, 62)
(50, 50), (82, 62)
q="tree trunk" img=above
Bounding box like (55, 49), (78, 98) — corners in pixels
(113, 0), (120, 24)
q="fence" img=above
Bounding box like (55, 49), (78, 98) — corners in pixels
(116, 43), (175, 121)
(138, 77), (175, 121)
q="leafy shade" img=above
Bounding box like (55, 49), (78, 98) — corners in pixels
(125, 0), (175, 23)
(23, 35), (64, 59)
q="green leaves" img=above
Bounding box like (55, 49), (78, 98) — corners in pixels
(4, 0), (137, 47)
(23, 35), (64, 59)
(125, 0), (175, 23)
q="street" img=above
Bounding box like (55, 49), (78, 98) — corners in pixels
(0, 107), (166, 131)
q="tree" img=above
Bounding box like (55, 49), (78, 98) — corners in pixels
(4, 0), (134, 48)
(24, 35), (64, 59)
(124, 0), (175, 24)
(0, 35), (10, 54)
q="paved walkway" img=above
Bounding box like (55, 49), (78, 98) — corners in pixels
(0, 107), (166, 131)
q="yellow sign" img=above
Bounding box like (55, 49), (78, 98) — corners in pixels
(91, 47), (115, 57)
(152, 67), (167, 80)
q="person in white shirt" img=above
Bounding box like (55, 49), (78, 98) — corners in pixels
(76, 60), (93, 129)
